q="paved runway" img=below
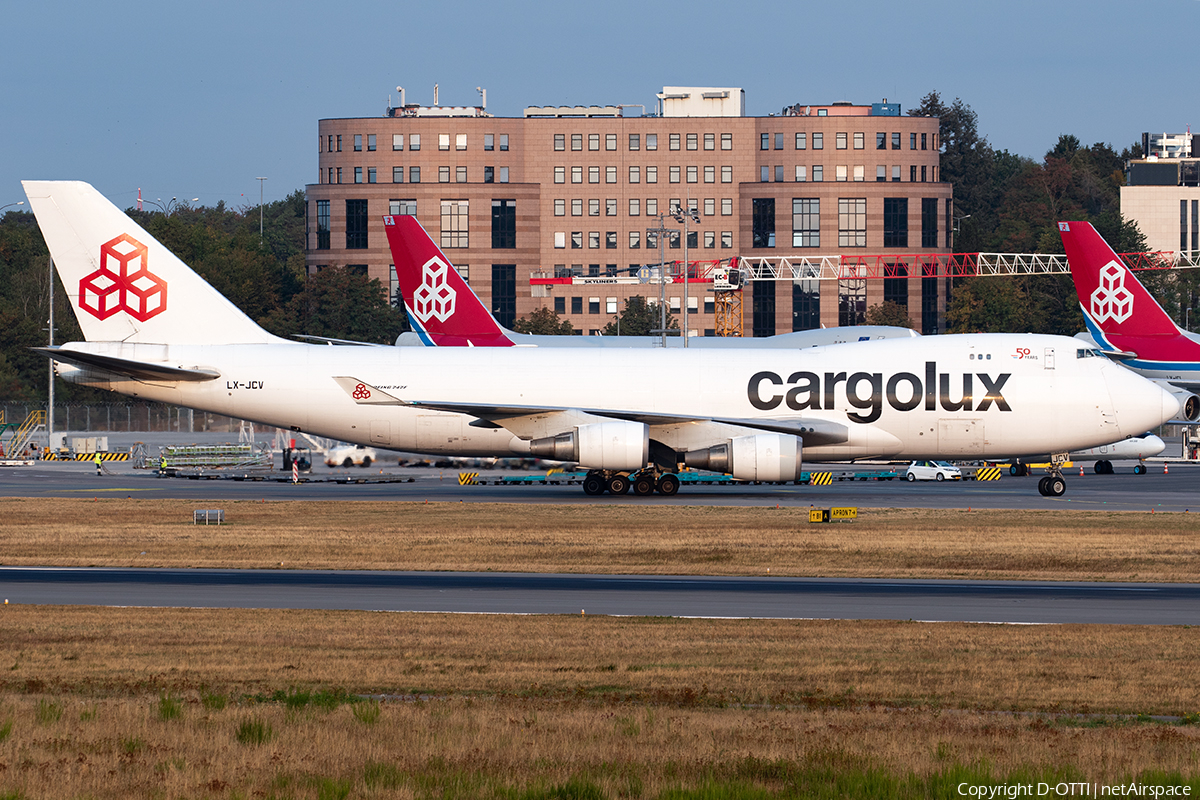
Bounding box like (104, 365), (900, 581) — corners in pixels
(2, 568), (1197, 624)
(1, 458), (1196, 510)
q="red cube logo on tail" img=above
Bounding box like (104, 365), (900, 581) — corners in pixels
(79, 234), (167, 321)
(412, 256), (457, 323)
(1089, 260), (1134, 325)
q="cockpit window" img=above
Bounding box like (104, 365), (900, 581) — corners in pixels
(1076, 348), (1104, 359)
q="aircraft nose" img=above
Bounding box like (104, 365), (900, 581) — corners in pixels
(1110, 368), (1180, 433)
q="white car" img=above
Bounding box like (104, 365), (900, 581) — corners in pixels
(905, 460), (962, 482)
(324, 444), (378, 468)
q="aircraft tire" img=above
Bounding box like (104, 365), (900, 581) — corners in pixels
(582, 474), (606, 496)
(1037, 476), (1050, 496)
(608, 474), (630, 495)
(1094, 461), (1104, 474)
(1010, 464), (1020, 476)
(632, 475), (656, 496)
(1047, 476), (1066, 496)
(1134, 463), (1147, 475)
(657, 473), (680, 496)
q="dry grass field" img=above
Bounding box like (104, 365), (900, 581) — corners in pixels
(1, 498), (1199, 581)
(1, 499), (1198, 798)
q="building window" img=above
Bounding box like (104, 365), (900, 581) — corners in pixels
(704, 165), (715, 183)
(438, 166), (450, 183)
(922, 276), (939, 335)
(911, 165), (917, 182)
(836, 132), (847, 150)
(703, 198), (715, 216)
(721, 133), (733, 150)
(327, 135), (333, 152)
(721, 166), (732, 183)
(588, 199), (600, 216)
(703, 230), (715, 248)
(628, 165), (641, 184)
(456, 166), (467, 183)
(796, 165), (807, 182)
(835, 165), (847, 182)
(922, 198), (938, 248)
(554, 199), (565, 217)
(606, 166), (617, 184)
(775, 132), (785, 150)
(409, 134), (420, 151)
(554, 296), (566, 314)
(368, 134), (376, 151)
(684, 133), (696, 151)
(571, 296), (583, 314)
(839, 279), (866, 326)
(484, 166), (494, 184)
(629, 231), (641, 248)
(346, 199), (368, 249)
(336, 135), (342, 151)
(760, 166), (770, 183)
(499, 167), (509, 183)
(439, 133), (450, 151)
(877, 165), (887, 182)
(647, 166), (658, 184)
(647, 198), (658, 216)
(669, 133), (681, 150)
(492, 264), (516, 328)
(721, 231), (732, 248)
(440, 200), (469, 248)
(629, 198), (640, 216)
(485, 134), (495, 151)
(853, 132), (864, 150)
(793, 279), (820, 331)
(629, 134), (640, 151)
(316, 200), (330, 250)
(606, 199), (617, 216)
(670, 166), (681, 183)
(368, 167), (377, 184)
(774, 165), (784, 183)
(812, 165), (823, 182)
(876, 132), (887, 150)
(795, 132), (807, 150)
(393, 166), (404, 183)
(354, 134), (362, 152)
(760, 133), (770, 151)
(921, 165), (927, 183)
(554, 134), (565, 151)
(812, 132), (823, 150)
(571, 134), (582, 151)
(605, 231), (617, 249)
(752, 198), (775, 248)
(499, 134), (508, 151)
(892, 165), (901, 182)
(456, 133), (467, 149)
(753, 280), (776, 337)
(572, 167), (583, 183)
(606, 133), (617, 151)
(389, 199), (416, 216)
(891, 132), (900, 150)
(853, 165), (864, 182)
(571, 199), (582, 216)
(884, 263), (908, 309)
(721, 198), (732, 216)
(838, 198), (867, 248)
(704, 133), (714, 150)
(584, 231), (596, 249)
(571, 232), (582, 249)
(589, 297), (601, 314)
(554, 232), (566, 248)
(587, 166), (599, 184)
(910, 133), (917, 150)
(589, 133), (600, 151)
(492, 199), (516, 249)
(686, 166), (698, 183)
(792, 198), (819, 248)
(354, 167), (363, 184)
(409, 166), (420, 183)
(921, 133), (927, 150)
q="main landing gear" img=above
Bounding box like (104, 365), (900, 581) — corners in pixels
(582, 468), (680, 497)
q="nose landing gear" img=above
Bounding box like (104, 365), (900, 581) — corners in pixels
(1037, 454), (1069, 496)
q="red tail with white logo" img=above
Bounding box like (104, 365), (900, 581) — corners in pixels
(383, 214), (513, 346)
(1059, 221), (1178, 339)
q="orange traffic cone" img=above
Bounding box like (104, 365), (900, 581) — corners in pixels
(1079, 464), (1084, 477)
(1164, 462), (1169, 474)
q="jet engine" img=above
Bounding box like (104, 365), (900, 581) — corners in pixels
(529, 420), (648, 470)
(683, 433), (803, 482)
(1168, 388), (1200, 422)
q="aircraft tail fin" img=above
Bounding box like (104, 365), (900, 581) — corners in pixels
(22, 180), (282, 345)
(1059, 221), (1179, 340)
(383, 214), (514, 346)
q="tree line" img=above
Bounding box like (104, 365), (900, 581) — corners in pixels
(2, 92), (1195, 400)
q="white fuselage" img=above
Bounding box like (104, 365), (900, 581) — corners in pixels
(55, 332), (1177, 463)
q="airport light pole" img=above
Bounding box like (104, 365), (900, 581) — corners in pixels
(0, 201), (25, 214)
(256, 177), (267, 242)
(1187, 308), (1192, 332)
(646, 212), (675, 347)
(144, 197), (198, 216)
(671, 201), (700, 347)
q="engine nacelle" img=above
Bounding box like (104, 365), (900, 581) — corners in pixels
(1169, 388), (1200, 422)
(683, 433), (803, 482)
(529, 421), (648, 471)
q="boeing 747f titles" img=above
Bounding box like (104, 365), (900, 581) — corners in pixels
(24, 181), (1179, 497)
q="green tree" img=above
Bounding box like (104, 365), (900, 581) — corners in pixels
(601, 295), (676, 337)
(259, 266), (408, 344)
(864, 301), (915, 329)
(512, 306), (574, 335)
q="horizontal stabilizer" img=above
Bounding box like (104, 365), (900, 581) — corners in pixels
(331, 377), (408, 405)
(34, 347), (220, 382)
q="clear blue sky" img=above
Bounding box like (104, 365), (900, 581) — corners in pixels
(3, 0), (1191, 211)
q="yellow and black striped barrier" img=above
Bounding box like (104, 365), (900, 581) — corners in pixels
(458, 472), (478, 485)
(973, 466), (1002, 481)
(44, 452), (129, 462)
(808, 472), (833, 485)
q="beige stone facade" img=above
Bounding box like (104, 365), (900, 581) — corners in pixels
(305, 98), (953, 336)
(1121, 185), (1200, 254)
